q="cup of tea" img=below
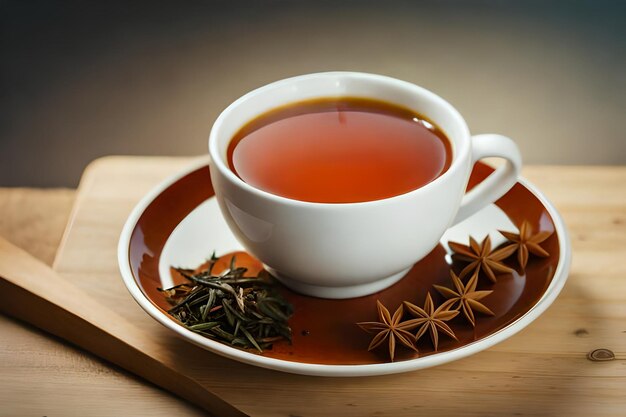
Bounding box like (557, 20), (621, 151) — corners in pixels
(208, 72), (521, 299)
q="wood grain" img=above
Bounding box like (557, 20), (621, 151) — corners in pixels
(48, 157), (626, 417)
(0, 236), (245, 417)
(1, 158), (624, 416)
(0, 187), (74, 264)
(0, 187), (210, 417)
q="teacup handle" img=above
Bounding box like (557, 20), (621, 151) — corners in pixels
(452, 134), (522, 224)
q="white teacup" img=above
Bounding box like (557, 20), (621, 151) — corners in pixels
(208, 72), (521, 299)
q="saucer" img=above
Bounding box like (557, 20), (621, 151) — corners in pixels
(118, 159), (571, 376)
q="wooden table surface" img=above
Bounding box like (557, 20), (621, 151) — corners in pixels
(0, 187), (206, 416)
(1, 159), (625, 416)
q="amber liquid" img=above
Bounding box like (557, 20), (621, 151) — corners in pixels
(227, 97), (452, 203)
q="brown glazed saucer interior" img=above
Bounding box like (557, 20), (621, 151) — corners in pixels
(126, 162), (563, 366)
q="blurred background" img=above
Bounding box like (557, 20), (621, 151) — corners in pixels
(1, 0), (625, 187)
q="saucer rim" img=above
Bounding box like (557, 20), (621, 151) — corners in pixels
(117, 157), (571, 377)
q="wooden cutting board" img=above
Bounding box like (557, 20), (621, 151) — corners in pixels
(52, 156), (626, 416)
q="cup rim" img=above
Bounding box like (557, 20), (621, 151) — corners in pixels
(208, 71), (471, 208)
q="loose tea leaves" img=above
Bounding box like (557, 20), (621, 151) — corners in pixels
(159, 253), (293, 352)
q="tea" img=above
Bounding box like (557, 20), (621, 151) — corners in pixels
(227, 97), (452, 203)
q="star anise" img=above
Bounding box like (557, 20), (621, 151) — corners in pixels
(434, 270), (494, 327)
(403, 293), (459, 351)
(448, 236), (516, 283)
(357, 300), (419, 361)
(499, 221), (553, 270)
